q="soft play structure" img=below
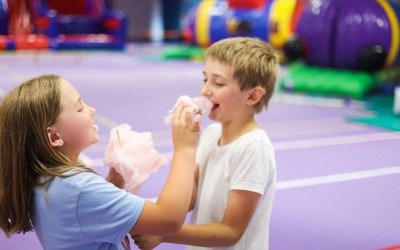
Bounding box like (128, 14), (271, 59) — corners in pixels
(0, 0), (49, 50)
(167, 0), (306, 59)
(181, 0), (400, 98)
(281, 0), (400, 98)
(32, 0), (127, 50)
(182, 0), (307, 48)
(0, 0), (127, 50)
(184, 0), (400, 70)
(284, 0), (400, 71)
(182, 0), (273, 47)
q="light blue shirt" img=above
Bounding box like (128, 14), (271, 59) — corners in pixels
(32, 170), (145, 250)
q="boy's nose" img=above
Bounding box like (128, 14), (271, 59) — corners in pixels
(201, 84), (212, 96)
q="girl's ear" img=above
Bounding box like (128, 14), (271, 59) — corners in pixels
(246, 87), (265, 106)
(47, 127), (63, 148)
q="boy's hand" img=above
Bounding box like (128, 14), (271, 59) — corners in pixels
(132, 235), (163, 250)
(172, 104), (202, 150)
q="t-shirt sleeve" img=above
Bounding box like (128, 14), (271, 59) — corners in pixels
(76, 174), (145, 244)
(230, 140), (273, 195)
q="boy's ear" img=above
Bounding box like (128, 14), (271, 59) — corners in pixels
(246, 87), (265, 106)
(47, 127), (63, 148)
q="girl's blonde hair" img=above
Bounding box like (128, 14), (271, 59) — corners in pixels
(205, 37), (279, 113)
(0, 74), (94, 237)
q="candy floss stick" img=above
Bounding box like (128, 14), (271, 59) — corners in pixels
(164, 95), (213, 125)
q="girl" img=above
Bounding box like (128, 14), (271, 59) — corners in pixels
(0, 74), (201, 249)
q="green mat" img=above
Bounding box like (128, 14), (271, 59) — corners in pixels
(280, 62), (380, 99)
(163, 45), (205, 60)
(347, 95), (400, 131)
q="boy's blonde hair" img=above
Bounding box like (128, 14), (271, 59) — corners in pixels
(0, 75), (94, 237)
(205, 37), (279, 112)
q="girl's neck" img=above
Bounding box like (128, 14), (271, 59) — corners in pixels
(60, 148), (80, 166)
(219, 116), (259, 146)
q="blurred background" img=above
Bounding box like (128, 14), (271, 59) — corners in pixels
(1, 0), (400, 249)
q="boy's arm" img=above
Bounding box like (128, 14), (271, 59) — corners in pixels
(165, 189), (261, 246)
(133, 189), (261, 248)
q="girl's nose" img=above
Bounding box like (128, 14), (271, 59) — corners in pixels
(89, 106), (96, 116)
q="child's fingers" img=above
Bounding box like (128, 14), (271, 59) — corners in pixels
(173, 104), (184, 122)
(192, 113), (202, 132)
(184, 106), (194, 126)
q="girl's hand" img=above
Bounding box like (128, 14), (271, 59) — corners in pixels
(106, 167), (125, 189)
(171, 105), (202, 151)
(132, 235), (163, 250)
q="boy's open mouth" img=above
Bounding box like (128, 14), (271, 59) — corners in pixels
(211, 103), (219, 112)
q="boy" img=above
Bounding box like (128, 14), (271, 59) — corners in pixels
(134, 37), (278, 250)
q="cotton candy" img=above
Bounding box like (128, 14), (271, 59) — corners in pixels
(164, 95), (213, 125)
(104, 124), (168, 194)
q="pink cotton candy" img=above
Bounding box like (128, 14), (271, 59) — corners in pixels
(164, 95), (213, 125)
(104, 124), (168, 194)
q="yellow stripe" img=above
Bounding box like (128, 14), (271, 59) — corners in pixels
(376, 0), (399, 66)
(269, 0), (297, 49)
(196, 0), (216, 47)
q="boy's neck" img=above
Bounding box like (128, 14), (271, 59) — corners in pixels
(219, 116), (259, 146)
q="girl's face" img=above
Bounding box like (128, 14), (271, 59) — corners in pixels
(49, 79), (99, 158)
(201, 59), (250, 123)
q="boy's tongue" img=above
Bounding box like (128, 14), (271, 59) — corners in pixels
(211, 103), (219, 112)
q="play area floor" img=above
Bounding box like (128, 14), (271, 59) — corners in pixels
(1, 44), (399, 250)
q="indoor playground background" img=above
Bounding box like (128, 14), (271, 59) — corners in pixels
(1, 0), (400, 249)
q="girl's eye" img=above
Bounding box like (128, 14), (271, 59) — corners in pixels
(78, 107), (83, 112)
(202, 78), (207, 83)
(215, 82), (224, 87)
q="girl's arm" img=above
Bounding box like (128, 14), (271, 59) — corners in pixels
(105, 167), (125, 189)
(133, 189), (261, 249)
(129, 105), (201, 236)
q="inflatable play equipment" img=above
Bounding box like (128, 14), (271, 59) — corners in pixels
(182, 0), (307, 49)
(182, 0), (400, 70)
(182, 0), (400, 99)
(281, 0), (400, 98)
(268, 0), (307, 49)
(281, 61), (400, 99)
(0, 0), (49, 50)
(182, 0), (273, 47)
(280, 62), (381, 98)
(169, 0), (307, 60)
(0, 0), (127, 50)
(31, 0), (127, 50)
(284, 0), (400, 71)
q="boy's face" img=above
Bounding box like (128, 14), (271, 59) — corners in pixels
(50, 79), (99, 155)
(202, 58), (251, 123)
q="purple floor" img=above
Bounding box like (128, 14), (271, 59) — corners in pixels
(1, 45), (400, 250)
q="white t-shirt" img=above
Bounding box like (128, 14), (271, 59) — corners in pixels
(187, 123), (276, 250)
